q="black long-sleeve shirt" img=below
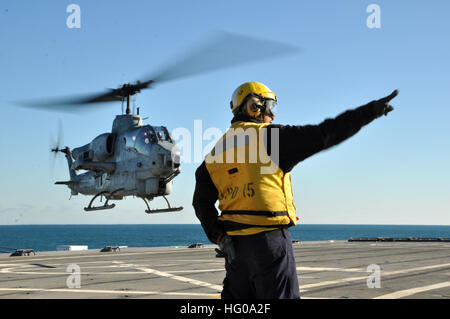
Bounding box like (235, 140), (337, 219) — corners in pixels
(193, 100), (388, 244)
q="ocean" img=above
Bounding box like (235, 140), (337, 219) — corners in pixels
(1, 224), (450, 253)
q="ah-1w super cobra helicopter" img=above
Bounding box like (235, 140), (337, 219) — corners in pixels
(50, 81), (183, 214)
(20, 32), (298, 215)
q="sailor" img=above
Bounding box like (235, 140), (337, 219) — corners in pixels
(193, 81), (398, 299)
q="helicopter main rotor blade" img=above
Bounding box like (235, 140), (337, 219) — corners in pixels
(15, 80), (156, 111)
(15, 31), (299, 112)
(68, 80), (154, 104)
(14, 92), (120, 112)
(147, 31), (300, 84)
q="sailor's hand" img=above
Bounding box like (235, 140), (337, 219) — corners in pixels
(375, 89), (398, 116)
(218, 235), (236, 265)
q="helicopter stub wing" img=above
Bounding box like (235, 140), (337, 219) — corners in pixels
(77, 161), (116, 173)
(55, 181), (79, 185)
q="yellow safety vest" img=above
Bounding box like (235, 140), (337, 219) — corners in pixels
(205, 121), (297, 236)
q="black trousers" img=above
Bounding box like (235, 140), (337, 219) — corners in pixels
(221, 228), (300, 299)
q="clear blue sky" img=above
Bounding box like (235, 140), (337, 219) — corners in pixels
(0, 0), (449, 225)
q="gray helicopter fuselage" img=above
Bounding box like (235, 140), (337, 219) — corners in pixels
(62, 114), (180, 200)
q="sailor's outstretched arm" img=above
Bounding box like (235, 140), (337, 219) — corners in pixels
(269, 90), (398, 172)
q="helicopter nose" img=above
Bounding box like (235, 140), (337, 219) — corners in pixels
(171, 145), (181, 169)
(159, 143), (180, 170)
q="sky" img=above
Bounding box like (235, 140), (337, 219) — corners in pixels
(0, 0), (449, 225)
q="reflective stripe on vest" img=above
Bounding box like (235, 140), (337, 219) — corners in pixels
(205, 121), (297, 236)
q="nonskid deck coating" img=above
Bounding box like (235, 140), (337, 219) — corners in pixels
(1, 241), (450, 299)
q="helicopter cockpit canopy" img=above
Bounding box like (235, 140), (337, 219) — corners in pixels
(124, 125), (173, 156)
(152, 126), (173, 143)
(124, 126), (152, 155)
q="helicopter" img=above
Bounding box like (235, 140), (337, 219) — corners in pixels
(19, 31), (299, 215)
(50, 81), (183, 214)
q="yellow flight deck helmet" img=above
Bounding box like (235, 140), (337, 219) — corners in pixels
(230, 82), (277, 114)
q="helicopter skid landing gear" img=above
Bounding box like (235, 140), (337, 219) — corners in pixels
(142, 195), (183, 214)
(84, 189), (124, 212)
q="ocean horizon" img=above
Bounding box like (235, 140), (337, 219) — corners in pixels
(2, 224), (450, 253)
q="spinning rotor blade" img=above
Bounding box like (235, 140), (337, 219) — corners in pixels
(15, 82), (154, 112)
(49, 118), (65, 176)
(147, 31), (300, 84)
(50, 118), (64, 153)
(15, 31), (299, 112)
(56, 80), (155, 105)
(16, 91), (127, 112)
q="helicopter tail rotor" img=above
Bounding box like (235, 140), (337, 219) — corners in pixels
(49, 118), (72, 177)
(49, 118), (63, 173)
(50, 118), (67, 153)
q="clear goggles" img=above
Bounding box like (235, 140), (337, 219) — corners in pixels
(263, 98), (277, 115)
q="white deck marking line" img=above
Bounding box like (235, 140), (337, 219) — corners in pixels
(170, 259), (223, 263)
(14, 264), (182, 271)
(374, 282), (450, 299)
(14, 260), (184, 267)
(167, 268), (225, 274)
(2, 265), (360, 276)
(115, 262), (223, 291)
(0, 262), (225, 276)
(0, 271), (194, 275)
(1, 260), (225, 276)
(0, 267), (18, 274)
(300, 262), (450, 291)
(0, 264), (20, 267)
(0, 287), (218, 297)
(298, 267), (363, 272)
(0, 248), (209, 264)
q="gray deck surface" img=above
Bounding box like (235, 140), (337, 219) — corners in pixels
(1, 241), (450, 299)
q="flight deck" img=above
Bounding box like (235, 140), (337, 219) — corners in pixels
(1, 240), (450, 299)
